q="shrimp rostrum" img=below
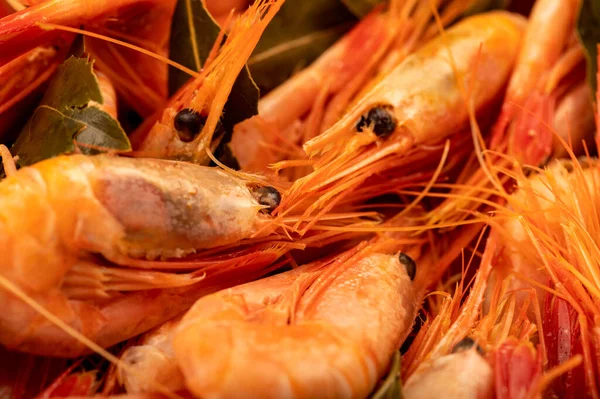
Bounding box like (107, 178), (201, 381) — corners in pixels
(0, 153), (346, 357)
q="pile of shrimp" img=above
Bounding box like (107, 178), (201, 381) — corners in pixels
(0, 0), (599, 397)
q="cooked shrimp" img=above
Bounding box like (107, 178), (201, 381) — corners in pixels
(275, 11), (524, 223)
(490, 0), (583, 166)
(0, 153), (356, 357)
(0, 0), (178, 117)
(430, 0), (588, 228)
(171, 237), (422, 399)
(115, 206), (479, 398)
(482, 158), (600, 397)
(230, 0), (493, 177)
(230, 7), (396, 175)
(133, 0), (283, 164)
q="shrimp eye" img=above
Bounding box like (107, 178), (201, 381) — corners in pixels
(254, 186), (281, 213)
(174, 108), (206, 142)
(355, 106), (396, 138)
(398, 252), (416, 281)
(452, 337), (484, 356)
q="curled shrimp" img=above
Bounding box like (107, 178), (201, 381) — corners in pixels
(401, 236), (548, 399)
(274, 11), (525, 223)
(427, 0), (591, 229)
(0, 152), (369, 357)
(118, 246), (418, 398)
(172, 245), (416, 399)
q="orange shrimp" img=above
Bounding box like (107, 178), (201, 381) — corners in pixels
(112, 205), (479, 397)
(230, 0), (487, 177)
(490, 0), (583, 166)
(0, 0), (178, 117)
(401, 234), (549, 399)
(0, 152), (370, 357)
(132, 0), (283, 165)
(0, 45), (68, 141)
(172, 246), (416, 399)
(230, 7), (397, 176)
(482, 158), (600, 398)
(429, 0), (590, 229)
(273, 11), (524, 224)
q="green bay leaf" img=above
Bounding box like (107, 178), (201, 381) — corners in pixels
(10, 56), (130, 167)
(463, 0), (512, 16)
(370, 351), (404, 399)
(340, 0), (384, 18)
(577, 0), (600, 98)
(248, 0), (357, 94)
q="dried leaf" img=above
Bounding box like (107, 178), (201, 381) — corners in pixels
(577, 0), (600, 97)
(248, 0), (357, 93)
(463, 0), (512, 16)
(340, 0), (384, 18)
(370, 351), (404, 399)
(10, 56), (131, 167)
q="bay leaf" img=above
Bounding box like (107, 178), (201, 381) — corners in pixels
(10, 56), (131, 167)
(463, 0), (512, 16)
(369, 351), (404, 399)
(248, 0), (357, 94)
(577, 0), (600, 97)
(340, 0), (384, 18)
(168, 0), (258, 130)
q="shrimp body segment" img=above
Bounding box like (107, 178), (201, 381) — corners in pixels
(172, 250), (416, 399)
(0, 154), (276, 356)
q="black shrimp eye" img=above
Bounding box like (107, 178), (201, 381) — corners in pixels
(452, 337), (485, 356)
(398, 252), (416, 281)
(355, 106), (396, 138)
(254, 186), (281, 213)
(174, 108), (206, 142)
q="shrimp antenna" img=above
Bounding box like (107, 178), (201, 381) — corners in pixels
(37, 23), (201, 78)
